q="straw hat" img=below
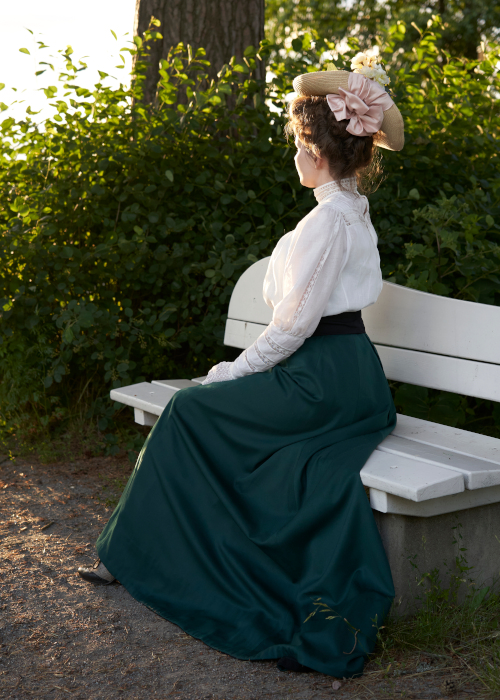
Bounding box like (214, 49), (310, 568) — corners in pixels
(292, 70), (404, 152)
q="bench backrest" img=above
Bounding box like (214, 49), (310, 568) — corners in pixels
(224, 257), (500, 403)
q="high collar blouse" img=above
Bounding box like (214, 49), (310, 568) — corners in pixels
(230, 177), (383, 379)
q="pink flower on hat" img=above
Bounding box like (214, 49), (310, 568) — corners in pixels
(326, 73), (394, 137)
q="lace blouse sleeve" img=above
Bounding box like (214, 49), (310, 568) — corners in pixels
(230, 205), (348, 379)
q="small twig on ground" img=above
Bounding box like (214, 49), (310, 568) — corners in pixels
(352, 678), (376, 695)
(421, 650), (453, 661)
(398, 665), (461, 680)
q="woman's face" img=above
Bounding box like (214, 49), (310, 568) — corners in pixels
(294, 136), (331, 188)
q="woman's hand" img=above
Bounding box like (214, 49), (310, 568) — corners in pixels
(201, 361), (235, 385)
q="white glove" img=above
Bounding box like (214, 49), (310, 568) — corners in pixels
(201, 361), (235, 385)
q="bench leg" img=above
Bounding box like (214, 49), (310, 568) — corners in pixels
(134, 408), (158, 427)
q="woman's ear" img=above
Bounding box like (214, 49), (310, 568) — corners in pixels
(314, 154), (326, 171)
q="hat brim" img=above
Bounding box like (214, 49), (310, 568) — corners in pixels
(292, 70), (404, 152)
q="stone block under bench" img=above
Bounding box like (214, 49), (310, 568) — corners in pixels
(374, 502), (500, 614)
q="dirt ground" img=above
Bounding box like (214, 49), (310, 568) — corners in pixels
(0, 452), (484, 700)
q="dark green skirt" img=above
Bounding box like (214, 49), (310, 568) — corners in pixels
(97, 334), (396, 677)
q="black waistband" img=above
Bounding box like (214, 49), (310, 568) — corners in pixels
(312, 310), (365, 336)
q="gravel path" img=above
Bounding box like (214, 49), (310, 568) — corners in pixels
(0, 452), (482, 699)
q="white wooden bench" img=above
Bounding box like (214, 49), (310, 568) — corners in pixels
(112, 258), (500, 610)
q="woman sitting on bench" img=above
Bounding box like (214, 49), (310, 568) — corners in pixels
(78, 56), (404, 679)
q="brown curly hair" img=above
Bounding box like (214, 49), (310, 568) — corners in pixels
(285, 95), (382, 192)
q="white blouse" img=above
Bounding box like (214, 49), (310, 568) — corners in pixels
(229, 177), (384, 380)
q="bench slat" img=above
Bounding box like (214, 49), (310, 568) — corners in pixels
(363, 281), (500, 365)
(227, 257), (273, 325)
(376, 345), (500, 403)
(113, 379), (206, 420)
(224, 318), (265, 349)
(152, 379), (200, 390)
(110, 382), (176, 416)
(360, 450), (464, 502)
(378, 435), (500, 490)
(393, 414), (500, 466)
(370, 484), (500, 516)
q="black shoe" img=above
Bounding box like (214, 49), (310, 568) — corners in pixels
(277, 657), (311, 673)
(77, 559), (115, 585)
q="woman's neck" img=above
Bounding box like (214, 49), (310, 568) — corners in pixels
(313, 177), (358, 203)
(313, 170), (338, 188)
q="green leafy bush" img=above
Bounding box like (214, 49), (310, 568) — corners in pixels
(372, 22), (500, 301)
(0, 18), (499, 447)
(0, 33), (312, 442)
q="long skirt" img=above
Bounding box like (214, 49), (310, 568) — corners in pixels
(97, 333), (397, 678)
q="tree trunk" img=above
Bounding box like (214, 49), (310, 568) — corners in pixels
(461, 0), (480, 59)
(134, 0), (265, 103)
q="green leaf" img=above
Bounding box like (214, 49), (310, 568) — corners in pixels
(164, 170), (174, 182)
(19, 48), (30, 55)
(409, 189), (420, 200)
(79, 312), (94, 328)
(63, 327), (74, 343)
(394, 384), (429, 419)
(468, 586), (490, 612)
(221, 263), (234, 278)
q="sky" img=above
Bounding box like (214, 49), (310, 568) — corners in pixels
(0, 0), (137, 123)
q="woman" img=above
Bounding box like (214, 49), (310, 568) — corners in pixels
(78, 58), (404, 679)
